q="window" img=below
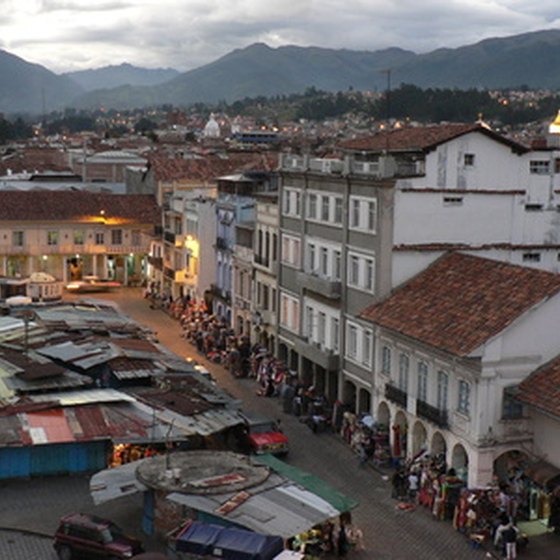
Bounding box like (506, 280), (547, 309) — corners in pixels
(363, 330), (372, 366)
(381, 346), (391, 375)
(281, 235), (301, 267)
(320, 247), (328, 276)
(502, 386), (524, 419)
(437, 371), (448, 411)
(464, 153), (475, 166)
(365, 258), (374, 291)
(349, 196), (377, 232)
(111, 229), (123, 245)
(349, 255), (359, 285)
(443, 196), (464, 206)
(398, 354), (409, 392)
(417, 361), (428, 402)
(308, 193), (318, 219)
(47, 231), (59, 246)
(334, 198), (343, 224)
(351, 199), (360, 228)
(331, 317), (339, 352)
(367, 201), (376, 230)
(305, 306), (314, 338)
(524, 203), (543, 211)
(348, 252), (375, 293)
(347, 325), (358, 359)
(530, 160), (550, 175)
(334, 250), (341, 280)
(12, 231), (24, 247)
(321, 196), (330, 221)
(458, 380), (471, 415)
(283, 188), (301, 217)
(522, 252), (541, 263)
(280, 292), (299, 332)
(308, 243), (316, 272)
(318, 312), (326, 346)
(73, 231), (84, 245)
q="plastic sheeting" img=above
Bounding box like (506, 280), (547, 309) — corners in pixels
(176, 522), (284, 560)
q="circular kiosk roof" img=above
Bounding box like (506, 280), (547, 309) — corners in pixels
(136, 451), (270, 495)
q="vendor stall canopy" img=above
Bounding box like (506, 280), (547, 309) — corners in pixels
(175, 522), (284, 560)
(525, 460), (560, 488)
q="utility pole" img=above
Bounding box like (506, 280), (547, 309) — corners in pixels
(380, 69), (392, 124)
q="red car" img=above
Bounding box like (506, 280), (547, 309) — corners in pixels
(241, 414), (289, 456)
(53, 513), (143, 559)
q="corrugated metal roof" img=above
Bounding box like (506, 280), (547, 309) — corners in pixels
(30, 388), (135, 406)
(27, 409), (74, 444)
(90, 459), (148, 505)
(167, 483), (341, 538)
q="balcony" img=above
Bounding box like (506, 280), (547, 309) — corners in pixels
(164, 231), (176, 244)
(385, 383), (407, 408)
(297, 271), (341, 300)
(254, 254), (270, 268)
(294, 336), (340, 371)
(416, 399), (449, 429)
(147, 255), (163, 270)
(209, 284), (231, 305)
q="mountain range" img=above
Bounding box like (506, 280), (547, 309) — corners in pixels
(2, 29), (560, 115)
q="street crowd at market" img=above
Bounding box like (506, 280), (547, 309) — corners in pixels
(149, 291), (560, 559)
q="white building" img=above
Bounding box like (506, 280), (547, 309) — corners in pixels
(360, 252), (560, 488)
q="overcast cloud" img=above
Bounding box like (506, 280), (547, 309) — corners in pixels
(0, 0), (559, 74)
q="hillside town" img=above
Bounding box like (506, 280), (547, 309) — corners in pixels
(1, 105), (560, 560)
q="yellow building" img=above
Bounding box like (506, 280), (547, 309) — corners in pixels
(0, 190), (159, 285)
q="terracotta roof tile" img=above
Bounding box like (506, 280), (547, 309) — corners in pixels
(360, 252), (560, 356)
(339, 123), (528, 154)
(148, 153), (277, 183)
(0, 191), (159, 223)
(517, 357), (560, 418)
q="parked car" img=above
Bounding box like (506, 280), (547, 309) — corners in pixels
(65, 275), (121, 293)
(240, 414), (289, 456)
(53, 513), (144, 559)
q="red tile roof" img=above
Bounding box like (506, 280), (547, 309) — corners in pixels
(0, 191), (159, 223)
(148, 153), (277, 183)
(360, 252), (560, 356)
(517, 357), (560, 418)
(339, 123), (528, 154)
(0, 147), (69, 176)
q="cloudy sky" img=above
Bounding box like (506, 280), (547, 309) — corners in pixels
(1, 0), (559, 74)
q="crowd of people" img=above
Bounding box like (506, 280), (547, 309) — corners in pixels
(148, 291), (560, 559)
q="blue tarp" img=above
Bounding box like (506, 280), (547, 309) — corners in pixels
(176, 522), (284, 560)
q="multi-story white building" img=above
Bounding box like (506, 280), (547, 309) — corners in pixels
(252, 193), (279, 351)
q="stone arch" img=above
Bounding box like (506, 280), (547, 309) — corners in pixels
(451, 443), (469, 482)
(493, 449), (530, 484)
(411, 421), (428, 457)
(431, 431), (447, 458)
(392, 410), (408, 459)
(377, 401), (391, 428)
(358, 388), (371, 415)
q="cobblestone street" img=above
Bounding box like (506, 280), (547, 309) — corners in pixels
(0, 289), (557, 559)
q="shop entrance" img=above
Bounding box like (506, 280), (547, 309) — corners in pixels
(451, 443), (469, 483)
(342, 379), (357, 412)
(358, 388), (371, 415)
(431, 431), (447, 464)
(392, 411), (408, 460)
(411, 421), (428, 457)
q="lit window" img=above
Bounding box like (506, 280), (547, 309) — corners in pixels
(47, 231), (59, 246)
